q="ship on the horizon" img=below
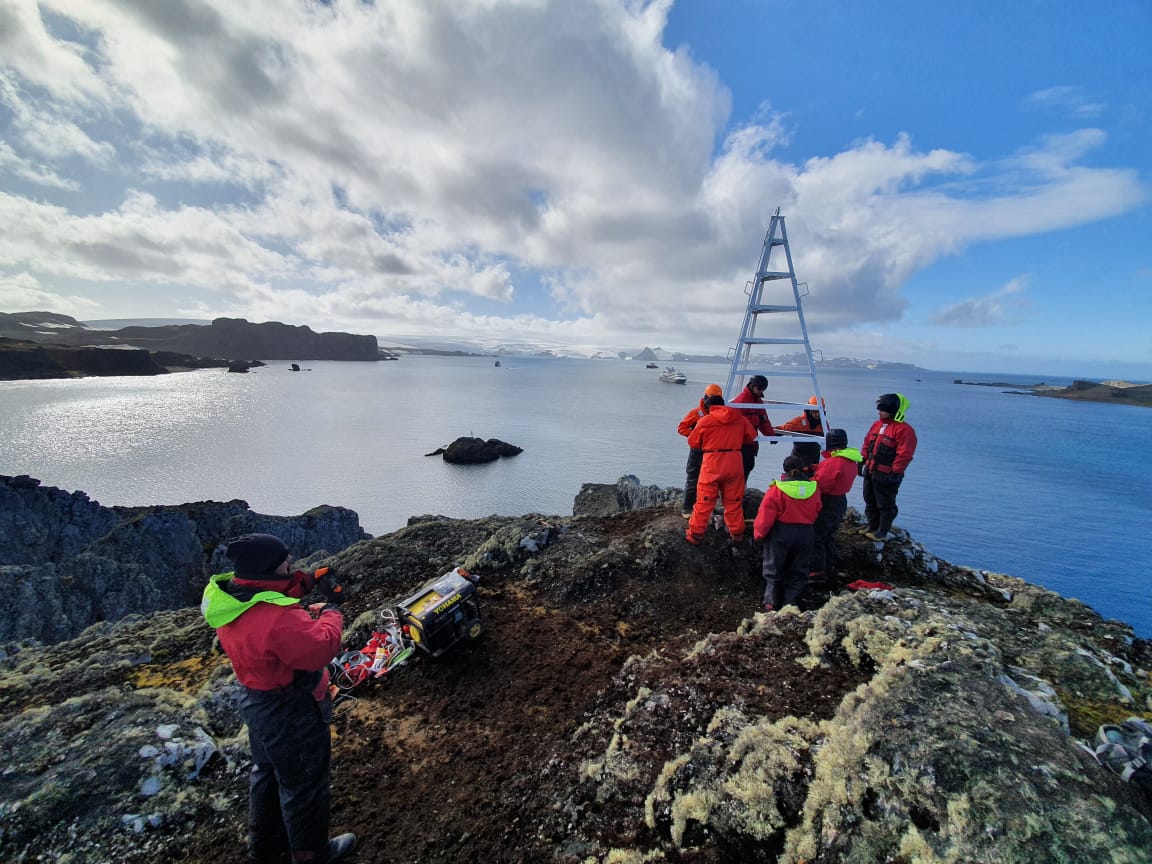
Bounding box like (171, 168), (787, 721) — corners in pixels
(659, 366), (687, 384)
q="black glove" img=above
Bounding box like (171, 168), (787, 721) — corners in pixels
(314, 567), (343, 604)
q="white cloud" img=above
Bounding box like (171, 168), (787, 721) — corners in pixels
(928, 276), (1032, 328)
(0, 0), (1145, 358)
(0, 140), (78, 189)
(1024, 86), (1106, 119)
(0, 271), (104, 315)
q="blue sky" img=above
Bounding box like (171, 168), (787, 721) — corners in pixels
(0, 0), (1148, 377)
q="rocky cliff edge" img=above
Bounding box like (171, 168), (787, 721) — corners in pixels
(0, 475), (370, 645)
(0, 476), (1149, 863)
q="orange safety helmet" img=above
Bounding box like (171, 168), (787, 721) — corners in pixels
(704, 383), (723, 397)
(807, 395), (825, 408)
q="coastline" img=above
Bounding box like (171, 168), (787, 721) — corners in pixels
(955, 378), (1152, 408)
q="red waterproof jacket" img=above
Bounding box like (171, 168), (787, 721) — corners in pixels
(814, 449), (862, 496)
(688, 405), (756, 482)
(203, 573), (343, 700)
(861, 420), (917, 475)
(677, 400), (708, 437)
(753, 478), (822, 541)
(731, 387), (774, 436)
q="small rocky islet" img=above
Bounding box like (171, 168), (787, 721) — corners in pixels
(0, 474), (1150, 863)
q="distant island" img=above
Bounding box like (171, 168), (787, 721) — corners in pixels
(0, 312), (380, 380)
(955, 378), (1152, 408)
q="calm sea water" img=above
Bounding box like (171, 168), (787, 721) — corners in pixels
(1, 357), (1149, 636)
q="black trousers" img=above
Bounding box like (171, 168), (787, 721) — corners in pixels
(863, 470), (903, 533)
(741, 441), (759, 480)
(762, 522), (814, 609)
(683, 448), (703, 511)
(811, 493), (847, 581)
(240, 685), (333, 863)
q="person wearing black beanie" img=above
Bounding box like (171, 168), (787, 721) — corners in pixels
(860, 393), (918, 541)
(811, 429), (862, 585)
(226, 533), (291, 579)
(201, 536), (356, 863)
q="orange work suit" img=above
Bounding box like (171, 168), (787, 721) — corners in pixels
(777, 411), (824, 435)
(686, 404), (756, 541)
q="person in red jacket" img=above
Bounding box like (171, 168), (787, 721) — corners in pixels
(811, 428), (862, 584)
(730, 375), (775, 480)
(860, 393), (918, 541)
(201, 533), (356, 864)
(686, 394), (756, 544)
(677, 383), (724, 517)
(754, 455), (822, 610)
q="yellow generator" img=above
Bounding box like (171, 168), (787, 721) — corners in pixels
(397, 567), (482, 657)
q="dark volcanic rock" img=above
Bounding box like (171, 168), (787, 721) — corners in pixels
(114, 317), (378, 361)
(0, 476), (371, 644)
(150, 351), (233, 369)
(439, 436), (523, 464)
(0, 338), (167, 380)
(0, 312), (378, 362)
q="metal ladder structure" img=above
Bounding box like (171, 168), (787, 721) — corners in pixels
(724, 208), (826, 443)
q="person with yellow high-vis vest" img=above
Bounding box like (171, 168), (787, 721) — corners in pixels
(753, 456), (822, 611)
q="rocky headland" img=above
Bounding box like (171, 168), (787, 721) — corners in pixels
(0, 338), (266, 380)
(0, 475), (1149, 863)
(956, 377), (1152, 408)
(0, 312), (380, 377)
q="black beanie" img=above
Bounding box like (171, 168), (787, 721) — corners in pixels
(825, 428), (848, 450)
(226, 533), (290, 578)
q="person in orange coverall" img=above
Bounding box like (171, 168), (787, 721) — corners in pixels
(753, 455), (822, 611)
(677, 383), (725, 517)
(686, 394), (756, 544)
(777, 395), (825, 436)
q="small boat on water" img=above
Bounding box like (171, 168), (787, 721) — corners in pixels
(645, 362), (658, 369)
(659, 366), (687, 384)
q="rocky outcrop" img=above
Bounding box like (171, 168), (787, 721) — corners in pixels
(574, 474), (686, 516)
(0, 312), (379, 363)
(112, 318), (378, 361)
(0, 481), (1149, 863)
(0, 338), (268, 380)
(0, 338), (167, 379)
(1034, 380), (1152, 407)
(426, 436), (523, 464)
(150, 351), (256, 371)
(0, 476), (370, 644)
